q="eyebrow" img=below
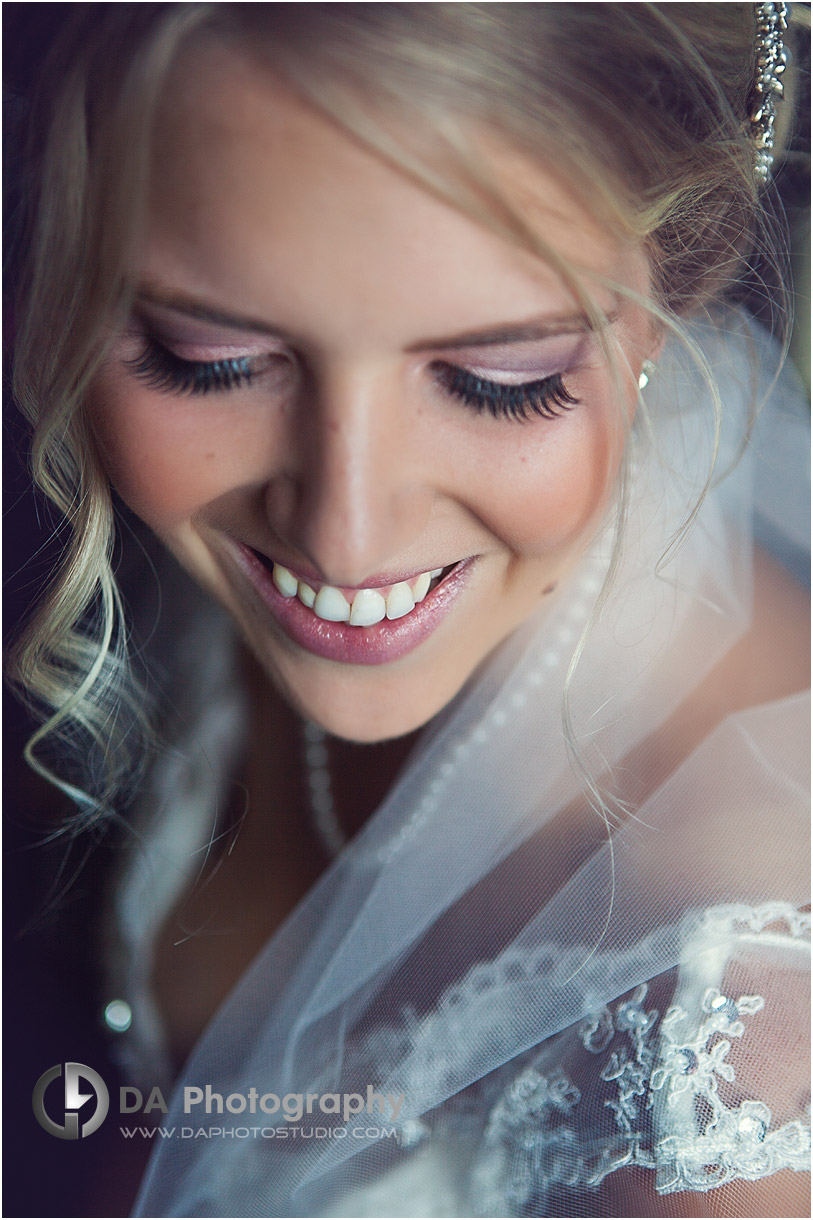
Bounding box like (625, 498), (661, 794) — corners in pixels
(136, 285), (608, 350)
(137, 287), (298, 340)
(405, 317), (600, 350)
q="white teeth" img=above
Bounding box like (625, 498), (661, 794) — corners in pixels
(349, 588), (387, 626)
(411, 571), (431, 603)
(273, 563), (298, 598)
(313, 585), (350, 622)
(298, 581), (316, 608)
(386, 581), (416, 620)
(270, 561), (448, 624)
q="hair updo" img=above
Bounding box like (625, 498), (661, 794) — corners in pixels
(7, 2), (797, 824)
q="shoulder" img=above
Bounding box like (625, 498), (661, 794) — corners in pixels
(635, 547), (809, 807)
(705, 547), (809, 717)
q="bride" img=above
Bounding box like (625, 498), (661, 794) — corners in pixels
(8, 3), (809, 1216)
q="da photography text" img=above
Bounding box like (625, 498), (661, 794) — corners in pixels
(33, 1063), (406, 1141)
(180, 1083), (406, 1122)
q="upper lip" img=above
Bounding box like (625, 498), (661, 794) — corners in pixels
(241, 541), (458, 591)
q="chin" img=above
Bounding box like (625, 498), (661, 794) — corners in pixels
(297, 682), (447, 745)
(313, 703), (437, 745)
(266, 651), (456, 743)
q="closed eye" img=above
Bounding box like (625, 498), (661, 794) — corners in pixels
(125, 333), (580, 421)
(430, 362), (579, 422)
(125, 336), (273, 395)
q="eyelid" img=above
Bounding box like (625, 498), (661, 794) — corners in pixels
(431, 334), (591, 380)
(123, 330), (295, 398)
(146, 334), (278, 375)
(455, 364), (565, 386)
(131, 310), (285, 362)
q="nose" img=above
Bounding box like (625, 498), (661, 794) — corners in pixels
(264, 365), (433, 585)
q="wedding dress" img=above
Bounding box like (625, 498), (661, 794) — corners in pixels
(104, 309), (808, 1216)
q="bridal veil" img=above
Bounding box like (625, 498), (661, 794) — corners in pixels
(128, 311), (809, 1215)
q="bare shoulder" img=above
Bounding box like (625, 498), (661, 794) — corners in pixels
(675, 546), (809, 746)
(711, 546), (810, 714)
(624, 547), (809, 805)
(646, 1168), (810, 1217)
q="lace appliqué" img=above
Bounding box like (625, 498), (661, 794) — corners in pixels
(474, 985), (662, 1213)
(472, 904), (810, 1213)
(652, 986), (810, 1192)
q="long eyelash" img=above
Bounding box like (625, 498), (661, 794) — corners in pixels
(432, 363), (579, 422)
(126, 338), (254, 396)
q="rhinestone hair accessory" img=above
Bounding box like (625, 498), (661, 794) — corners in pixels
(751, 2), (789, 185)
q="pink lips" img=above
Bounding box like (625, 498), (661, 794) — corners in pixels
(229, 542), (474, 665)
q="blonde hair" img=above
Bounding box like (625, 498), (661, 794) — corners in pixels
(8, 2), (795, 826)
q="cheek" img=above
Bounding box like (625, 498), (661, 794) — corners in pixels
(469, 399), (626, 554)
(85, 377), (274, 526)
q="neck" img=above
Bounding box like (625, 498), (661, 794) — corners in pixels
(240, 644), (419, 862)
(151, 646), (420, 1070)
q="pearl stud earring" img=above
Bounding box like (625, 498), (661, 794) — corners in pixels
(638, 359), (656, 391)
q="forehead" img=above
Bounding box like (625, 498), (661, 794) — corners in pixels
(146, 43), (630, 349)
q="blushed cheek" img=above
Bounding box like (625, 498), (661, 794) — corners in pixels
(481, 405), (624, 555)
(86, 381), (259, 526)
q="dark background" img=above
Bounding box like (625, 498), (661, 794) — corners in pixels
(4, 8), (154, 1214)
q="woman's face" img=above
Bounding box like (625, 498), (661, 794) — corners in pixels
(88, 47), (656, 742)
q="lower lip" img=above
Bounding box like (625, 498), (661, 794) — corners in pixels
(228, 543), (476, 666)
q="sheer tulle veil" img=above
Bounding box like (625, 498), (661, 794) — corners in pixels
(129, 311), (809, 1216)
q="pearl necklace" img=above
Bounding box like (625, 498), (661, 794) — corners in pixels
(302, 720), (347, 857)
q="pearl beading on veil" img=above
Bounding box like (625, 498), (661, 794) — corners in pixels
(300, 546), (610, 868)
(302, 554), (608, 869)
(368, 555), (608, 868)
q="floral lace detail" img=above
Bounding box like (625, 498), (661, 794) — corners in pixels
(474, 984), (664, 1213)
(591, 985), (660, 1136)
(470, 905), (810, 1214)
(346, 904), (809, 1211)
(689, 901), (811, 942)
(651, 986), (810, 1192)
(652, 985), (766, 1095)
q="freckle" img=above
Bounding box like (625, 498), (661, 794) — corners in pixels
(205, 452), (215, 460)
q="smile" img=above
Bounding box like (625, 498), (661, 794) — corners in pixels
(230, 542), (473, 666)
(269, 562), (446, 625)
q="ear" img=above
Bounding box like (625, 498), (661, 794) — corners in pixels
(647, 320), (668, 365)
(636, 323), (667, 390)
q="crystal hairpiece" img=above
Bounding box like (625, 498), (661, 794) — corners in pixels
(751, 2), (789, 185)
